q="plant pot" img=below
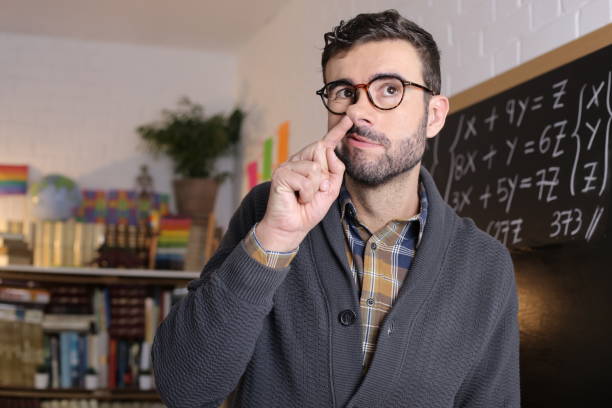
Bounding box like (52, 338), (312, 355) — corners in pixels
(85, 374), (98, 390)
(173, 178), (218, 221)
(34, 372), (49, 389)
(139, 373), (153, 390)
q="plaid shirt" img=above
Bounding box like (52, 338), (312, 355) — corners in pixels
(339, 183), (428, 369)
(243, 182), (428, 371)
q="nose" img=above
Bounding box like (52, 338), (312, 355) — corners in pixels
(345, 85), (374, 127)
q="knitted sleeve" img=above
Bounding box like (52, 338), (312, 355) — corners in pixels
(151, 183), (290, 408)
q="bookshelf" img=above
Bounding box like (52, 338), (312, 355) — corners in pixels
(0, 387), (161, 400)
(0, 265), (200, 286)
(0, 264), (199, 407)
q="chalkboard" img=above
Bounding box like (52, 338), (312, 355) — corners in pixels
(423, 25), (612, 407)
(423, 42), (611, 248)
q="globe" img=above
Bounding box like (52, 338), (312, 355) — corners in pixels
(29, 174), (82, 220)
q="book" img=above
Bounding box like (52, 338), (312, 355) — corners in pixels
(0, 303), (44, 387)
(77, 334), (87, 388)
(68, 332), (80, 388)
(59, 331), (72, 388)
(0, 235), (33, 266)
(0, 234), (28, 248)
(62, 220), (76, 267)
(42, 314), (95, 332)
(52, 221), (63, 267)
(0, 286), (50, 305)
(41, 221), (53, 267)
(0, 303), (17, 386)
(32, 221), (105, 267)
(116, 340), (128, 388)
(50, 334), (60, 388)
(21, 309), (44, 387)
(108, 286), (146, 339)
(108, 338), (117, 389)
(46, 285), (93, 315)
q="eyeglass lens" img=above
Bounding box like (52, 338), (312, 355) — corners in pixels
(324, 77), (405, 113)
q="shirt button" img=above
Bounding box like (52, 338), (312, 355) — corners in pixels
(366, 298), (375, 306)
(338, 309), (356, 326)
(370, 242), (377, 250)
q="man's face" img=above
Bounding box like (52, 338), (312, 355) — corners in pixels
(324, 39), (433, 186)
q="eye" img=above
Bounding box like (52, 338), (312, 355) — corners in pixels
(382, 83), (400, 96)
(333, 86), (355, 100)
(371, 77), (404, 99)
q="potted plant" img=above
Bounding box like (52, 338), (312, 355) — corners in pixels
(85, 367), (98, 390)
(138, 368), (153, 390)
(137, 97), (244, 220)
(34, 363), (49, 389)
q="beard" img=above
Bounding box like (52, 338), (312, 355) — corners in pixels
(335, 113), (428, 186)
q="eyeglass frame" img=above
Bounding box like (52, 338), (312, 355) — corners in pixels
(315, 74), (436, 115)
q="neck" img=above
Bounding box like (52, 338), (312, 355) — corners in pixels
(345, 164), (422, 233)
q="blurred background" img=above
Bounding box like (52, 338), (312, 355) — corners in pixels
(0, 1), (610, 407)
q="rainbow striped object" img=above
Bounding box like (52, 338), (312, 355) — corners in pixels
(76, 190), (170, 225)
(0, 165), (28, 195)
(155, 216), (192, 270)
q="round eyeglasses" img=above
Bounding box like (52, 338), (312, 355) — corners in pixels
(316, 75), (435, 115)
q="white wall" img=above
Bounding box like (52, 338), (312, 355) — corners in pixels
(237, 0), (612, 194)
(0, 32), (238, 228)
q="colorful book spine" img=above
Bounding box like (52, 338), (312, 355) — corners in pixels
(77, 334), (88, 388)
(68, 332), (80, 388)
(59, 332), (71, 388)
(108, 338), (117, 389)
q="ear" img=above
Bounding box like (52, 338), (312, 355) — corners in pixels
(425, 95), (449, 139)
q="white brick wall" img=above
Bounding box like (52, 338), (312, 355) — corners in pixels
(0, 33), (238, 228)
(531, 0), (562, 30)
(236, 0), (611, 195)
(579, 0), (612, 34)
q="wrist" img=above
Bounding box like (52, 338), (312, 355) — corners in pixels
(255, 221), (303, 253)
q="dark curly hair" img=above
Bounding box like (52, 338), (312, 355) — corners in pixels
(322, 9), (441, 95)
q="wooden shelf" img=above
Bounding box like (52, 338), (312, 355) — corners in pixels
(0, 387), (161, 400)
(0, 265), (200, 286)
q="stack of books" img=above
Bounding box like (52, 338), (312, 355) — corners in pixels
(32, 220), (105, 268)
(0, 282), (49, 387)
(0, 233), (32, 266)
(154, 217), (192, 270)
(96, 222), (152, 269)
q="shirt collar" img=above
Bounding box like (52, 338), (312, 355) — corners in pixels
(338, 180), (429, 243)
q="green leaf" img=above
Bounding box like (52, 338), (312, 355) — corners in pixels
(136, 97), (245, 180)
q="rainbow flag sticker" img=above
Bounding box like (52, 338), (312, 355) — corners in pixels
(0, 165), (28, 195)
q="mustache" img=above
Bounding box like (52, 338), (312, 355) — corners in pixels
(345, 125), (390, 147)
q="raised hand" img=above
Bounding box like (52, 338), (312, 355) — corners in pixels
(255, 116), (353, 252)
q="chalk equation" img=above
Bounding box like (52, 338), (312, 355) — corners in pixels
(425, 45), (611, 247)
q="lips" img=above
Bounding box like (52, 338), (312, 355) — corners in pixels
(347, 133), (382, 147)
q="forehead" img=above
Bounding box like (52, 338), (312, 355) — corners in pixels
(324, 39), (423, 83)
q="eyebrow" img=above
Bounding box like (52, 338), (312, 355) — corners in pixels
(327, 72), (407, 85)
(369, 72), (407, 82)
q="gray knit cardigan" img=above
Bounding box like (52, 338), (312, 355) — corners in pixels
(152, 167), (520, 408)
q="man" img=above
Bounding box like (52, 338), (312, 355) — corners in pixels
(153, 9), (520, 408)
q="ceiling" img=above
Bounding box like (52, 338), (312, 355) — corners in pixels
(0, 0), (287, 51)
